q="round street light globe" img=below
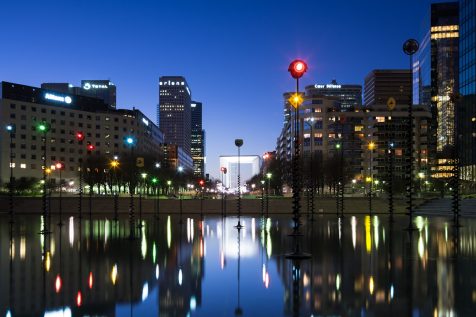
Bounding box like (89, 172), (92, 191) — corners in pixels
(295, 62), (304, 72)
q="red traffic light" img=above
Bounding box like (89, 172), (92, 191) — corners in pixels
(199, 179), (205, 186)
(288, 59), (308, 79)
(76, 131), (85, 141)
(87, 144), (95, 151)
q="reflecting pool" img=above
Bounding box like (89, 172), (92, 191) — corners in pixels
(1, 214), (476, 316)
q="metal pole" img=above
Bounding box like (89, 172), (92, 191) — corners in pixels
(9, 132), (14, 222)
(129, 147), (135, 239)
(78, 163), (83, 219)
(58, 168), (63, 226)
(369, 147), (373, 214)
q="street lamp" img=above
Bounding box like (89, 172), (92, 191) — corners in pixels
(124, 135), (137, 239)
(266, 172), (272, 217)
(220, 167), (227, 216)
(55, 162), (65, 226)
(110, 159), (119, 221)
(37, 121), (50, 234)
(75, 131), (85, 219)
(5, 124), (15, 221)
(235, 139), (244, 229)
(403, 38), (419, 226)
(286, 59), (310, 259)
(138, 172), (147, 228)
(177, 167), (183, 222)
(199, 179), (205, 217)
(260, 180), (265, 216)
(368, 141), (376, 214)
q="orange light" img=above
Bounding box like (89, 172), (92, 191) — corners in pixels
(76, 291), (82, 306)
(368, 142), (376, 150)
(88, 272), (94, 289)
(288, 93), (304, 108)
(55, 274), (62, 293)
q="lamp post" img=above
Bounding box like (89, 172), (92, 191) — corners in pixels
(56, 162), (65, 226)
(335, 141), (344, 217)
(75, 131), (85, 219)
(266, 172), (272, 218)
(403, 39), (419, 227)
(152, 177), (159, 219)
(286, 59), (310, 260)
(6, 124), (15, 221)
(139, 172), (147, 228)
(125, 136), (137, 239)
(368, 141), (376, 214)
(86, 144), (95, 219)
(260, 180), (265, 217)
(177, 166), (184, 223)
(110, 158), (119, 221)
(37, 121), (50, 234)
(235, 139), (244, 229)
(199, 179), (205, 217)
(220, 167), (227, 217)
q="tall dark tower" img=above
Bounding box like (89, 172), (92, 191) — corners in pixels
(158, 76), (192, 155)
(459, 0), (476, 182)
(191, 101), (205, 177)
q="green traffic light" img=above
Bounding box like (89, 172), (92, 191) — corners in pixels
(336, 143), (341, 149)
(36, 122), (50, 133)
(152, 178), (158, 184)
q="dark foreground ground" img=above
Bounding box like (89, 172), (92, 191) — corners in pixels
(0, 195), (424, 215)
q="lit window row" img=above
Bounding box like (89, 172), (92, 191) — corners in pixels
(431, 25), (458, 32)
(431, 32), (459, 39)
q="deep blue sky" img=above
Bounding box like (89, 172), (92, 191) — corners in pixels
(0, 0), (444, 178)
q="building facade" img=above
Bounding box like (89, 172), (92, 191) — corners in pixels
(0, 81), (164, 185)
(364, 70), (412, 106)
(161, 144), (194, 172)
(191, 101), (205, 177)
(305, 80), (362, 111)
(276, 88), (431, 190)
(459, 0), (476, 183)
(41, 79), (117, 110)
(158, 76), (192, 156)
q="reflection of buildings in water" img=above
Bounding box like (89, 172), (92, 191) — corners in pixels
(158, 217), (204, 317)
(271, 216), (475, 316)
(0, 217), (161, 316)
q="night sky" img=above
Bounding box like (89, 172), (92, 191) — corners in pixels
(0, 0), (446, 178)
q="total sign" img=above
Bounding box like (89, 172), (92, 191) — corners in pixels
(83, 82), (108, 90)
(45, 93), (72, 104)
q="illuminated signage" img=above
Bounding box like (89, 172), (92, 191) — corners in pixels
(142, 118), (149, 126)
(45, 93), (72, 104)
(83, 82), (108, 90)
(314, 84), (342, 89)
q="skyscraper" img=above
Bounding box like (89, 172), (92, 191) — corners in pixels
(459, 0), (476, 182)
(364, 70), (412, 106)
(158, 76), (192, 156)
(191, 101), (205, 177)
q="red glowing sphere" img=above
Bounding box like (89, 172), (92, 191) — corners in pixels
(288, 59), (308, 79)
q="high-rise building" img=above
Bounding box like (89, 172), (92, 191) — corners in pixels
(459, 0), (476, 182)
(158, 76), (192, 156)
(306, 80), (362, 111)
(41, 80), (117, 110)
(191, 101), (205, 177)
(364, 70), (412, 106)
(414, 2), (459, 179)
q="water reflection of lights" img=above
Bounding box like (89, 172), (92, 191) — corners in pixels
(390, 284), (394, 300)
(104, 219), (109, 245)
(45, 251), (51, 272)
(55, 274), (62, 293)
(338, 217), (342, 241)
(142, 283), (149, 301)
(50, 237), (55, 256)
(69, 217), (74, 247)
(351, 216), (357, 249)
(156, 264), (159, 280)
(220, 251), (225, 269)
(44, 308), (72, 317)
(178, 268), (183, 286)
(111, 264), (118, 285)
(223, 219), (258, 258)
(336, 274), (341, 291)
(6, 310), (11, 317)
(88, 272), (94, 289)
(76, 291), (82, 306)
(141, 231), (147, 259)
(373, 216), (379, 249)
(20, 236), (26, 259)
(365, 216), (372, 253)
(369, 276), (375, 295)
(167, 216), (172, 249)
(190, 296), (197, 310)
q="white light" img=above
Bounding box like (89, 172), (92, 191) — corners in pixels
(142, 118), (149, 126)
(83, 83), (91, 90)
(69, 217), (74, 247)
(45, 93), (72, 104)
(390, 285), (394, 299)
(141, 283), (149, 301)
(44, 308), (72, 317)
(190, 296), (197, 310)
(178, 268), (183, 285)
(156, 264), (160, 280)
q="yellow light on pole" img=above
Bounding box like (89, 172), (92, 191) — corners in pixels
(366, 176), (372, 183)
(110, 160), (119, 168)
(368, 142), (376, 150)
(288, 93), (303, 109)
(45, 168), (52, 175)
(418, 172), (425, 179)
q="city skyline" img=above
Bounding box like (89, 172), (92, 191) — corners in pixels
(0, 0), (449, 178)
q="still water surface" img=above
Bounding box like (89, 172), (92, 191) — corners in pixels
(1, 213), (476, 316)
